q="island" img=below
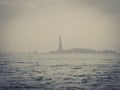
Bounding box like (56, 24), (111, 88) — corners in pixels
(49, 36), (117, 54)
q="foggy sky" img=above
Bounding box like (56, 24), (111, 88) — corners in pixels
(0, 0), (120, 53)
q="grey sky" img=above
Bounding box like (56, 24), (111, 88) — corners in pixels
(0, 0), (120, 53)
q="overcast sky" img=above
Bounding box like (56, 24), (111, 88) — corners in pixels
(0, 0), (120, 53)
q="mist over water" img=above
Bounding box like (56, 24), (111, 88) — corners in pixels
(0, 0), (119, 53)
(0, 53), (120, 90)
(0, 0), (120, 90)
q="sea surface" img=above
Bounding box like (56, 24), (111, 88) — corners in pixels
(0, 53), (120, 90)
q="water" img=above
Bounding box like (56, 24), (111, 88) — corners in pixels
(0, 53), (120, 90)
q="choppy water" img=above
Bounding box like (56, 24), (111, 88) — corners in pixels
(0, 53), (120, 90)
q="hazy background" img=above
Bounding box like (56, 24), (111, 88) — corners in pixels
(0, 0), (120, 53)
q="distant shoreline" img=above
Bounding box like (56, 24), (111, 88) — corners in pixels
(49, 48), (117, 54)
(0, 48), (119, 55)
